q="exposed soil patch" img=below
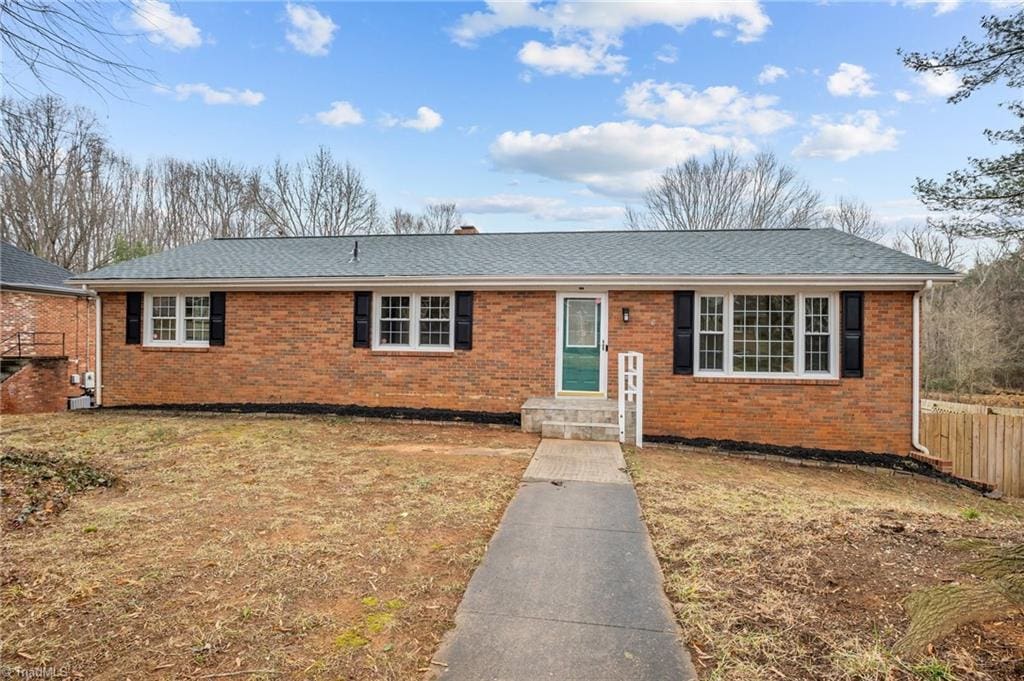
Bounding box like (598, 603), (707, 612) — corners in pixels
(0, 412), (537, 680)
(628, 445), (1024, 681)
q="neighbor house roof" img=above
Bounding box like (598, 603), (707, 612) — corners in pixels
(69, 228), (960, 289)
(1, 241), (91, 296)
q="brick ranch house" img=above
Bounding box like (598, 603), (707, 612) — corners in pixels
(1, 242), (96, 413)
(68, 227), (960, 457)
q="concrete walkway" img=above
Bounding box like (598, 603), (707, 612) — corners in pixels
(431, 439), (696, 680)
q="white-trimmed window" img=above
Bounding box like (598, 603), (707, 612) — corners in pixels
(803, 296), (831, 374)
(698, 295), (725, 371)
(695, 292), (838, 379)
(144, 292), (210, 347)
(374, 292), (453, 350)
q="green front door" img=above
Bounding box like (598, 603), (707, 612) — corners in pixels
(561, 297), (602, 392)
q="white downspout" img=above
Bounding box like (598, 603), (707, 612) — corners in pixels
(94, 294), (102, 406)
(912, 279), (933, 456)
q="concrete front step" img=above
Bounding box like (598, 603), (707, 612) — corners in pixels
(540, 420), (620, 442)
(522, 397), (635, 442)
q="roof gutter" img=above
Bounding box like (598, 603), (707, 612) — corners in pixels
(2, 282), (95, 297)
(68, 273), (964, 292)
(912, 279), (934, 458)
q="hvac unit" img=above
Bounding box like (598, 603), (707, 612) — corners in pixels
(68, 395), (93, 410)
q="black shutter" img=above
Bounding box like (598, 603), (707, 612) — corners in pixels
(353, 291), (371, 348)
(125, 292), (142, 345)
(841, 291), (864, 378)
(454, 291), (474, 350)
(209, 292), (226, 346)
(673, 291), (695, 375)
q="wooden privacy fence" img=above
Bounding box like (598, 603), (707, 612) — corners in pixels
(921, 407), (1024, 497)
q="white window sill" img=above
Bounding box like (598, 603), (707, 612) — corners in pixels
(693, 373), (841, 385)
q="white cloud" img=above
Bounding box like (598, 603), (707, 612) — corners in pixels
(382, 106), (444, 132)
(285, 3), (338, 56)
(655, 44), (678, 64)
(440, 193), (624, 222)
(826, 63), (878, 97)
(903, 0), (962, 15)
(314, 101), (364, 127)
(893, 89), (913, 102)
(757, 64), (787, 85)
(129, 0), (202, 50)
(158, 83), (265, 106)
(622, 80), (794, 135)
(793, 110), (901, 162)
(450, 1), (771, 77)
(451, 1), (771, 46)
(518, 39), (627, 76)
(915, 69), (962, 98)
(489, 120), (753, 197)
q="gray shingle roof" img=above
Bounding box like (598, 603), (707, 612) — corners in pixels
(1, 242), (89, 295)
(69, 228), (958, 282)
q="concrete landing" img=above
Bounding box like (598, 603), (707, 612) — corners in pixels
(431, 439), (696, 681)
(523, 438), (630, 484)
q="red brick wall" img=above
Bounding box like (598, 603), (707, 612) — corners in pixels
(607, 290), (913, 455)
(97, 289), (913, 455)
(98, 291), (555, 414)
(1, 358), (69, 414)
(1, 290), (95, 397)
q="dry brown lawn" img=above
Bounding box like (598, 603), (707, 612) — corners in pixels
(628, 445), (1024, 681)
(1, 412), (537, 680)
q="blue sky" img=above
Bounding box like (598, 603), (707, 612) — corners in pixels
(19, 1), (1019, 234)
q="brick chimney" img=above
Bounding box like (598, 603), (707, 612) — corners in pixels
(454, 225), (479, 235)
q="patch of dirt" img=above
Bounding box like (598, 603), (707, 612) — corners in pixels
(628, 445), (1024, 681)
(0, 413), (537, 680)
(1, 449), (117, 529)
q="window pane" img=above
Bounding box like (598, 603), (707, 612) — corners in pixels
(417, 295), (451, 346)
(186, 319), (209, 342)
(732, 295), (795, 373)
(151, 295), (176, 341)
(699, 333), (724, 371)
(379, 296), (411, 345)
(804, 296), (831, 372)
(184, 295), (210, 342)
(566, 299), (598, 347)
(698, 296), (724, 370)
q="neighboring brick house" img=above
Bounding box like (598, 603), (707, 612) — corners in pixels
(69, 228), (959, 456)
(1, 242), (96, 413)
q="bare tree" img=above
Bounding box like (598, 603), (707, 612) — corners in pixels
(824, 196), (885, 241)
(922, 280), (1009, 395)
(420, 202), (463, 233)
(0, 95), (119, 270)
(250, 147), (383, 236)
(1, 1), (150, 99)
(892, 224), (965, 270)
(388, 208), (419, 234)
(388, 202), (464, 234)
(626, 151), (822, 231)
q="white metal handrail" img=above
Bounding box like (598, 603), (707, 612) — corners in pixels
(617, 351), (644, 448)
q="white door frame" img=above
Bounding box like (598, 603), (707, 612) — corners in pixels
(554, 291), (609, 397)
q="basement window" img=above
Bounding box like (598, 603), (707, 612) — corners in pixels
(144, 292), (210, 347)
(374, 292), (453, 351)
(694, 292), (838, 379)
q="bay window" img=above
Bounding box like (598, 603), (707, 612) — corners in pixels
(375, 292), (453, 350)
(694, 292), (837, 378)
